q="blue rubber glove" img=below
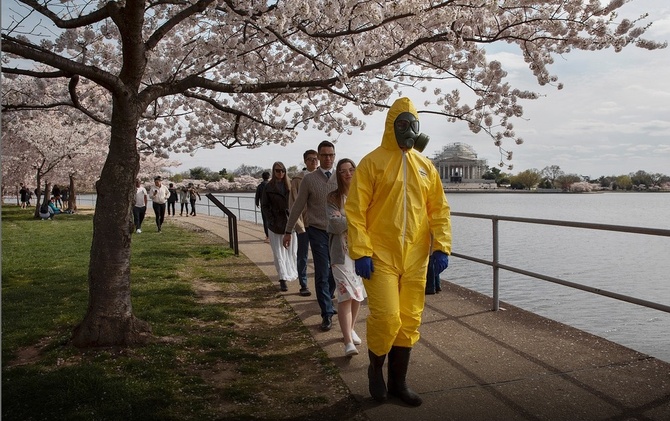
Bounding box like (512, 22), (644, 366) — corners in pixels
(355, 256), (374, 279)
(430, 251), (449, 275)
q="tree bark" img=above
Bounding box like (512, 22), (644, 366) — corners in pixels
(33, 176), (44, 219)
(71, 95), (151, 347)
(68, 174), (77, 212)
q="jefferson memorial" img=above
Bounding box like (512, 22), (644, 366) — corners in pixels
(431, 142), (489, 184)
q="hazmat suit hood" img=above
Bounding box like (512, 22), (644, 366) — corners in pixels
(382, 97), (418, 152)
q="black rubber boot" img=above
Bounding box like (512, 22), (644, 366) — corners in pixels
(387, 346), (423, 406)
(368, 350), (388, 402)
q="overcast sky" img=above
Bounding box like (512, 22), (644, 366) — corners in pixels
(3, 1), (668, 179)
(172, 0), (670, 179)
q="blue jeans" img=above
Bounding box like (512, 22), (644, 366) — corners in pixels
(308, 227), (336, 318)
(297, 231), (309, 289)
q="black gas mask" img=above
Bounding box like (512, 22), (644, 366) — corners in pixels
(393, 112), (429, 152)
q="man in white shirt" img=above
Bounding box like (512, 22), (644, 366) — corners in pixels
(133, 178), (148, 233)
(149, 175), (170, 232)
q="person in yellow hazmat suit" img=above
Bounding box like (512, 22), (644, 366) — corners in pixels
(345, 97), (452, 406)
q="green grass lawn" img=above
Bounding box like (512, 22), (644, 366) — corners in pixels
(1, 206), (362, 421)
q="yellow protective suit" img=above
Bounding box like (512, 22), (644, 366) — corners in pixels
(345, 97), (452, 356)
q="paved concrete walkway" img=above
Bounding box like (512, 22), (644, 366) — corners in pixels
(176, 215), (670, 420)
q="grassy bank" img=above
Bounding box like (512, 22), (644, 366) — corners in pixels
(1, 206), (362, 420)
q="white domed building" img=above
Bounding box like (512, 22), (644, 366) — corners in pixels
(431, 143), (488, 184)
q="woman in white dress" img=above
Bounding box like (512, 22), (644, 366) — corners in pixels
(262, 162), (298, 292)
(326, 158), (367, 356)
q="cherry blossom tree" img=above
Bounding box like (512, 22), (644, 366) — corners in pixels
(2, 0), (665, 347)
(137, 155), (181, 182)
(1, 105), (109, 217)
(1, 113), (36, 200)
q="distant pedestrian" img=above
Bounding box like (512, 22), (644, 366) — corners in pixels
(187, 183), (201, 216)
(255, 171), (270, 243)
(133, 178), (148, 233)
(262, 162), (298, 292)
(167, 183), (178, 216)
(149, 175), (170, 232)
(61, 187), (70, 210)
(52, 184), (62, 208)
(179, 186), (190, 216)
(19, 183), (29, 209)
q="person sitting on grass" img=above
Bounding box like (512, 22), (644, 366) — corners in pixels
(39, 202), (53, 220)
(43, 197), (74, 219)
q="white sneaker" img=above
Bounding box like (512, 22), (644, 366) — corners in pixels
(344, 343), (359, 357)
(351, 331), (362, 345)
(136, 229), (142, 234)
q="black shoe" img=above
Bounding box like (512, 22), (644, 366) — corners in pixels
(320, 316), (332, 331)
(279, 280), (288, 292)
(299, 287), (312, 296)
(425, 290), (436, 295)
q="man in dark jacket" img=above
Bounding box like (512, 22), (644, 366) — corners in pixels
(255, 171), (271, 242)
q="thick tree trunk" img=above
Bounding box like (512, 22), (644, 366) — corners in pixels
(71, 97), (151, 347)
(68, 175), (77, 211)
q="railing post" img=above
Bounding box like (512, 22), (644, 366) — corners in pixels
(492, 217), (500, 311)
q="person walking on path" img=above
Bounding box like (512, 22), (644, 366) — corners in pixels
(283, 141), (338, 331)
(149, 175), (170, 232)
(255, 171), (271, 243)
(188, 183), (201, 216)
(345, 97), (452, 406)
(167, 183), (178, 216)
(179, 186), (190, 216)
(326, 158), (366, 357)
(262, 162), (298, 292)
(133, 178), (148, 233)
(289, 149), (319, 297)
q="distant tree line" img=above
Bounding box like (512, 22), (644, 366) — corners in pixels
(483, 165), (670, 191)
(171, 163), (304, 184)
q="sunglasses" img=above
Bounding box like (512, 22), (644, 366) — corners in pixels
(274, 168), (286, 173)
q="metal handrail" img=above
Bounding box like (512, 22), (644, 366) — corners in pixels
(205, 193), (239, 255)
(450, 211), (670, 313)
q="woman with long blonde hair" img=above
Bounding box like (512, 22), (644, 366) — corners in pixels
(262, 162), (298, 291)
